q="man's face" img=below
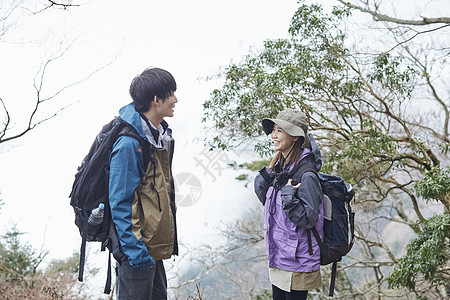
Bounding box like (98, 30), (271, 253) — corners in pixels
(157, 92), (178, 118)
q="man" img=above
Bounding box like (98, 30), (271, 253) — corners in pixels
(109, 67), (178, 299)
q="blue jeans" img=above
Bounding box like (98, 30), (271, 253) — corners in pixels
(116, 260), (167, 300)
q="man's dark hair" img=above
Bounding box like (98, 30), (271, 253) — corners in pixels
(129, 67), (177, 112)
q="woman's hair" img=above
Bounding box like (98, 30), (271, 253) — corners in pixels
(129, 67), (177, 113)
(269, 137), (305, 172)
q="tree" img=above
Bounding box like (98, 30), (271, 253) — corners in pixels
(167, 208), (272, 299)
(0, 1), (80, 42)
(388, 213), (450, 297)
(337, 0), (450, 26)
(203, 0), (449, 298)
(0, 2), (111, 299)
(0, 225), (95, 300)
(0, 224), (47, 283)
(0, 0), (112, 145)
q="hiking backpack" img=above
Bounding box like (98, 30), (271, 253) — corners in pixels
(292, 163), (355, 297)
(69, 116), (150, 294)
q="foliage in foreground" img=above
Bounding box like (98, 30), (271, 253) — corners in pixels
(0, 225), (93, 300)
(388, 213), (450, 293)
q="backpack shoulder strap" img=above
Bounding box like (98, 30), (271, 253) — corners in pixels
(290, 158), (318, 186)
(116, 120), (152, 169)
(295, 159), (323, 256)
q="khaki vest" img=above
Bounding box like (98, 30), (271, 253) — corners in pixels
(131, 144), (175, 260)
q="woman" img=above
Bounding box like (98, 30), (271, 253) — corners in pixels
(254, 108), (324, 300)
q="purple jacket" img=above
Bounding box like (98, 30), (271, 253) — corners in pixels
(254, 134), (324, 272)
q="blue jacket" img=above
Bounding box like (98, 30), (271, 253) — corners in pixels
(109, 103), (178, 268)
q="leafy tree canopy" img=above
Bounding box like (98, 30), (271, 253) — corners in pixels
(203, 0), (449, 298)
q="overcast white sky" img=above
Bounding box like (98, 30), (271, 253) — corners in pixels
(0, 0), (300, 265)
(1, 0), (448, 296)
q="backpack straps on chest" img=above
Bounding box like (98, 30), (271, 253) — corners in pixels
(290, 159), (318, 186)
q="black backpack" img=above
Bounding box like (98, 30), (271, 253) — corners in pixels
(69, 116), (150, 294)
(292, 163), (355, 297)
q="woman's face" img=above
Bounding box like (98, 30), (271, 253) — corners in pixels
(271, 124), (298, 154)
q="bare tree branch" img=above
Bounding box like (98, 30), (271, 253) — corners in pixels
(0, 33), (116, 144)
(0, 0), (22, 40)
(47, 0), (79, 9)
(31, 1), (80, 14)
(385, 24), (450, 53)
(404, 47), (450, 141)
(0, 98), (11, 140)
(338, 0), (450, 25)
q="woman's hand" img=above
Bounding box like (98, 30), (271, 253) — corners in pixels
(286, 178), (301, 189)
